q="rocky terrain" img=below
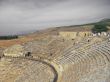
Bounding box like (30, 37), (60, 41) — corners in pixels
(0, 19), (110, 82)
(0, 57), (55, 82)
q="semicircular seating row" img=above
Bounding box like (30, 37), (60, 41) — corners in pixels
(15, 61), (55, 82)
(54, 40), (110, 82)
(0, 58), (55, 82)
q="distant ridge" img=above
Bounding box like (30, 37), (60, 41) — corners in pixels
(100, 18), (110, 22)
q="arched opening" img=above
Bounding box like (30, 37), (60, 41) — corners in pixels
(25, 52), (31, 57)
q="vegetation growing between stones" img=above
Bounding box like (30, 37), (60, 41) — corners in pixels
(0, 35), (18, 40)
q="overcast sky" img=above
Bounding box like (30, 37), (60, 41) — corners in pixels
(0, 0), (110, 35)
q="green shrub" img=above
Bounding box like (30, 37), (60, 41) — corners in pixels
(0, 35), (18, 40)
(92, 23), (108, 33)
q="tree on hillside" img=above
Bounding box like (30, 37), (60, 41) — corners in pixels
(0, 35), (18, 40)
(92, 23), (108, 33)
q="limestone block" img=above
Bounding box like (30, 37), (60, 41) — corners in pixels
(59, 32), (77, 40)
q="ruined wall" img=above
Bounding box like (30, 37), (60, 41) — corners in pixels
(78, 32), (92, 37)
(59, 31), (93, 40)
(59, 32), (77, 40)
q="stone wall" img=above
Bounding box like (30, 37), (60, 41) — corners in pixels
(59, 32), (77, 40)
(59, 31), (110, 40)
(59, 31), (93, 40)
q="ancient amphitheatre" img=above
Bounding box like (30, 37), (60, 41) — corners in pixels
(0, 20), (110, 82)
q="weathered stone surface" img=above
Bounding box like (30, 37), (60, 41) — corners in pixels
(59, 31), (93, 40)
(0, 48), (4, 57)
(0, 31), (110, 82)
(3, 44), (26, 57)
(54, 38), (110, 82)
(0, 58), (54, 82)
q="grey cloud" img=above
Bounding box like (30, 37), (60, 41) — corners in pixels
(0, 0), (110, 35)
